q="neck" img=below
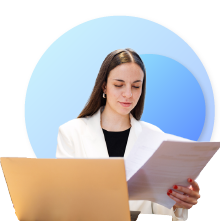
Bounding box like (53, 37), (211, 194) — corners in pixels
(101, 105), (131, 131)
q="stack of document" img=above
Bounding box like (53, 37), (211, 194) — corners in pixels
(125, 127), (220, 209)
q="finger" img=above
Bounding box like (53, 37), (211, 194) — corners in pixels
(188, 178), (200, 192)
(168, 189), (198, 205)
(167, 192), (194, 209)
(173, 203), (182, 208)
(173, 185), (200, 199)
(173, 202), (187, 209)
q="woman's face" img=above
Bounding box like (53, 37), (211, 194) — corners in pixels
(103, 62), (144, 116)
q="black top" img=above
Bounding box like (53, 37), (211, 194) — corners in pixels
(102, 127), (131, 157)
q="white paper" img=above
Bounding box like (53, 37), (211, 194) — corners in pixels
(125, 127), (220, 209)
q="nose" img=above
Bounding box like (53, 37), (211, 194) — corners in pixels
(122, 85), (132, 98)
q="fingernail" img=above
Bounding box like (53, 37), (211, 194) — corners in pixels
(188, 178), (192, 182)
(167, 192), (170, 196)
(168, 189), (172, 193)
(173, 185), (178, 189)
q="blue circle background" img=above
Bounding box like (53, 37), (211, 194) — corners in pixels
(25, 16), (214, 158)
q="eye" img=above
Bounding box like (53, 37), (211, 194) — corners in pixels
(133, 86), (140, 88)
(114, 85), (123, 87)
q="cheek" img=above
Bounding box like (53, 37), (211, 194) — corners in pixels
(134, 88), (142, 98)
(133, 89), (142, 102)
(107, 87), (120, 100)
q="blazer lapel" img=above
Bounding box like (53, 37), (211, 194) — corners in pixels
(82, 107), (109, 158)
(123, 113), (142, 158)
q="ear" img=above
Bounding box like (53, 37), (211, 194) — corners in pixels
(102, 82), (107, 93)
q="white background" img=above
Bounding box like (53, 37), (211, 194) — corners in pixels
(0, 1), (219, 220)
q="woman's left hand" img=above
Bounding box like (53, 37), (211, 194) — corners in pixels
(167, 178), (200, 210)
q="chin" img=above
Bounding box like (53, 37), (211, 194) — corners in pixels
(108, 102), (134, 116)
(116, 106), (133, 116)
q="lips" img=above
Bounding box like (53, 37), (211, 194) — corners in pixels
(119, 102), (132, 107)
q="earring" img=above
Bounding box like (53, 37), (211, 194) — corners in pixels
(103, 93), (106, 98)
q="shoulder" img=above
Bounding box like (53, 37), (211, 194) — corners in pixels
(139, 120), (164, 133)
(58, 117), (88, 135)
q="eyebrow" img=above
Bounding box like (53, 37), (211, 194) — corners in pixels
(113, 79), (142, 83)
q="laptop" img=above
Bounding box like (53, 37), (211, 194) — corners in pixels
(1, 157), (137, 221)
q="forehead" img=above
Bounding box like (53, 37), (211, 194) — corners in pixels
(108, 62), (144, 80)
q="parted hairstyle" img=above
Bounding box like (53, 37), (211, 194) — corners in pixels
(77, 48), (146, 120)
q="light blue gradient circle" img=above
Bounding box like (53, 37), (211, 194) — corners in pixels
(25, 16), (214, 158)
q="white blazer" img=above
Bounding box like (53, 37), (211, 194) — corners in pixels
(56, 106), (188, 221)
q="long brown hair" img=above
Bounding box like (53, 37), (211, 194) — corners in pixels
(77, 48), (146, 120)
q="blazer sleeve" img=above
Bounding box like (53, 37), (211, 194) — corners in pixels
(56, 126), (76, 158)
(152, 203), (188, 221)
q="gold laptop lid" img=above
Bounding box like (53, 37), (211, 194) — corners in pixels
(1, 158), (131, 221)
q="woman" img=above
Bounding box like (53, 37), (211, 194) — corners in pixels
(56, 48), (200, 221)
